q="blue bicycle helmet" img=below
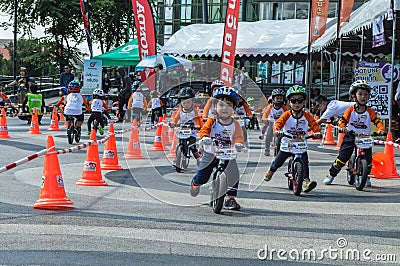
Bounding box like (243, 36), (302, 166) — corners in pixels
(68, 80), (81, 93)
(60, 87), (68, 95)
(213, 86), (239, 106)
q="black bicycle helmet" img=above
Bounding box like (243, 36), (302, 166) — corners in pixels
(271, 88), (286, 97)
(178, 86), (195, 100)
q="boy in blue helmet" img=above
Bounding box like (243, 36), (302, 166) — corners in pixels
(190, 86), (245, 210)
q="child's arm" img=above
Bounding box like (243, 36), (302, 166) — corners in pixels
(200, 117), (214, 139)
(304, 112), (321, 134)
(143, 95), (148, 111)
(274, 111), (291, 131)
(339, 106), (353, 129)
(127, 95), (133, 110)
(261, 104), (272, 121)
(82, 96), (90, 111)
(367, 107), (385, 133)
(202, 98), (213, 118)
(170, 108), (181, 125)
(243, 103), (253, 116)
(232, 120), (245, 144)
(55, 96), (64, 107)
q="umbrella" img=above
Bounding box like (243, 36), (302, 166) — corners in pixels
(135, 55), (192, 72)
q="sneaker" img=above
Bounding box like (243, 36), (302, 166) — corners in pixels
(264, 170), (274, 181)
(264, 150), (270, 156)
(98, 125), (104, 135)
(224, 197), (241, 210)
(303, 178), (317, 193)
(366, 178), (372, 187)
(258, 135), (264, 140)
(86, 132), (90, 136)
(323, 174), (335, 185)
(190, 182), (200, 197)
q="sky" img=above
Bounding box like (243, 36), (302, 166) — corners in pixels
(0, 12), (101, 57)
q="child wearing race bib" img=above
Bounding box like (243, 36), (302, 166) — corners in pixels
(324, 80), (385, 187)
(190, 86), (245, 210)
(264, 85), (321, 193)
(87, 89), (109, 135)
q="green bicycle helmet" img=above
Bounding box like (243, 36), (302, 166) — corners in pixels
(286, 85), (307, 100)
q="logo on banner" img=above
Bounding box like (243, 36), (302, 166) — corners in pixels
(103, 150), (115, 159)
(145, 67), (152, 78)
(84, 161), (97, 171)
(121, 44), (138, 52)
(381, 64), (398, 82)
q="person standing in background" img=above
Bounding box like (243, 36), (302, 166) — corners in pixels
(5, 67), (31, 104)
(60, 65), (75, 88)
(102, 73), (111, 94)
(116, 67), (132, 122)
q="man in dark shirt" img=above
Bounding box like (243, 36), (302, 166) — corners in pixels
(60, 65), (75, 87)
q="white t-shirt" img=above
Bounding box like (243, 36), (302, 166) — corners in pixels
(131, 92), (144, 109)
(64, 93), (83, 115)
(320, 100), (354, 120)
(151, 98), (161, 109)
(91, 99), (104, 112)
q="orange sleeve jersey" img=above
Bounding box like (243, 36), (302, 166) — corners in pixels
(339, 105), (384, 134)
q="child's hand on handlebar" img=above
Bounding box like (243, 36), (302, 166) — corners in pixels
(313, 132), (322, 139)
(234, 143), (247, 153)
(376, 130), (386, 136)
(275, 130), (284, 137)
(200, 137), (212, 146)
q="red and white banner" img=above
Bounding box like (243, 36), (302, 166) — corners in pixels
(338, 0), (354, 33)
(220, 0), (240, 86)
(309, 0), (330, 44)
(131, 0), (157, 60)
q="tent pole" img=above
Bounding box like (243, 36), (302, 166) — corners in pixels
(335, 37), (342, 100)
(389, 7), (396, 133)
(320, 50), (323, 92)
(306, 0), (312, 109)
(359, 28), (364, 62)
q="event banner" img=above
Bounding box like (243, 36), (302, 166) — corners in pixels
(82, 59), (103, 94)
(220, 0), (240, 86)
(372, 16), (386, 48)
(131, 0), (157, 60)
(338, 0), (354, 33)
(80, 0), (93, 58)
(394, 0), (400, 11)
(310, 0), (330, 43)
(271, 62), (281, 84)
(354, 61), (399, 119)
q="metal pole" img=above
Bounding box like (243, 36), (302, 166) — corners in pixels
(335, 37), (342, 100)
(359, 28), (364, 62)
(320, 50), (323, 92)
(13, 0), (18, 102)
(306, 0), (312, 109)
(202, 0), (209, 23)
(242, 0), (247, 22)
(389, 8), (396, 133)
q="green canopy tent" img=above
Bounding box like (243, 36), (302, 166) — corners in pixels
(92, 39), (141, 66)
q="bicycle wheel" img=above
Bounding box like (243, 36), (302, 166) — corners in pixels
(347, 154), (356, 185)
(175, 144), (184, 173)
(74, 125), (81, 143)
(355, 159), (368, 191)
(67, 125), (74, 145)
(293, 161), (304, 196)
(210, 170), (227, 214)
(287, 158), (293, 190)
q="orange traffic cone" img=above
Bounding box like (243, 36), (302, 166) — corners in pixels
(59, 112), (66, 122)
(334, 132), (344, 151)
(0, 108), (11, 138)
(124, 118), (145, 159)
(166, 128), (178, 158)
(27, 108), (42, 134)
(323, 124), (336, 145)
(371, 152), (393, 179)
(383, 132), (400, 178)
(76, 130), (108, 186)
(48, 106), (61, 131)
(34, 135), (74, 210)
(151, 117), (168, 151)
(101, 123), (123, 170)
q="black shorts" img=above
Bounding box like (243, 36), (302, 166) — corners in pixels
(65, 114), (84, 122)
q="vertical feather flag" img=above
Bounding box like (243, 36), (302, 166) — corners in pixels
(372, 16), (386, 48)
(80, 0), (93, 58)
(131, 0), (157, 60)
(220, 0), (240, 86)
(309, 0), (330, 44)
(338, 0), (354, 34)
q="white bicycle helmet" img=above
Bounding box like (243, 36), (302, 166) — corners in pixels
(93, 88), (105, 97)
(349, 80), (371, 95)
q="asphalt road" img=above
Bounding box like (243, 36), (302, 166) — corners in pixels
(0, 112), (399, 265)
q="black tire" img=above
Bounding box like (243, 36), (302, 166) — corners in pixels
(175, 144), (184, 173)
(355, 159), (368, 191)
(67, 125), (74, 145)
(347, 154), (356, 185)
(211, 170), (226, 214)
(287, 158), (293, 190)
(293, 161), (304, 196)
(74, 126), (81, 143)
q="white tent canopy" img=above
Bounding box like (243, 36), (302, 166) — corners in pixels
(312, 0), (391, 52)
(161, 19), (310, 57)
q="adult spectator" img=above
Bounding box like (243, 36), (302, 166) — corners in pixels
(60, 65), (75, 87)
(102, 73), (111, 94)
(5, 67), (31, 104)
(314, 95), (353, 125)
(239, 66), (249, 94)
(116, 67), (132, 122)
(154, 63), (168, 94)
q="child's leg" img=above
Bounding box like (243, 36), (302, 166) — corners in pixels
(365, 147), (373, 174)
(328, 135), (355, 177)
(265, 150), (291, 181)
(225, 159), (240, 197)
(87, 114), (94, 131)
(97, 113), (105, 128)
(192, 152), (218, 186)
(264, 122), (274, 152)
